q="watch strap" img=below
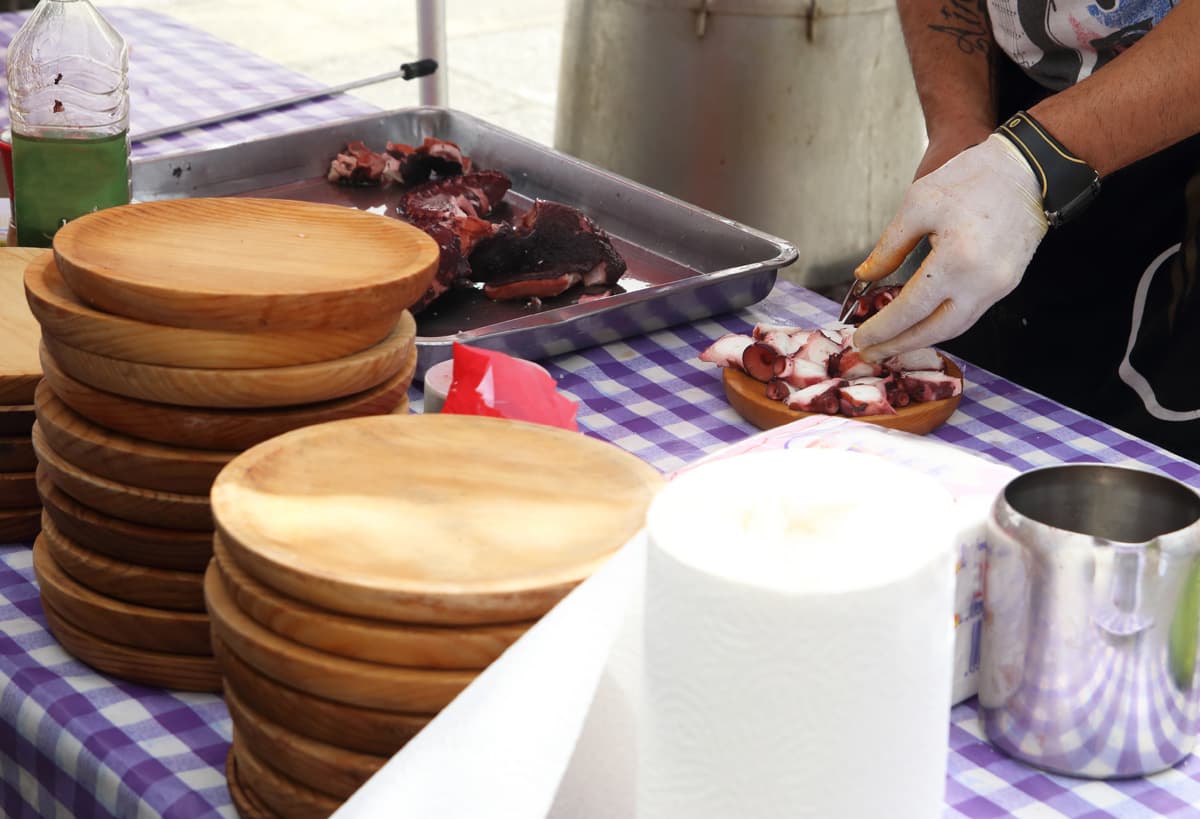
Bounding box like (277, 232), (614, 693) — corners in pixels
(995, 111), (1101, 227)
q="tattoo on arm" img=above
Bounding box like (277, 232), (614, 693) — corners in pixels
(929, 0), (992, 55)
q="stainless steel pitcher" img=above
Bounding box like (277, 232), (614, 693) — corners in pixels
(981, 463), (1200, 778)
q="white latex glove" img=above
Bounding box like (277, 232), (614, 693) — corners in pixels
(853, 133), (1049, 360)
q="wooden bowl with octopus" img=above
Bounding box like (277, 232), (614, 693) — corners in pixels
(723, 356), (964, 435)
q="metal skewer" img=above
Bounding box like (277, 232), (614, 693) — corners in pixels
(133, 59), (439, 143)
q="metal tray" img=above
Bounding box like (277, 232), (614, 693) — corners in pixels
(131, 108), (798, 376)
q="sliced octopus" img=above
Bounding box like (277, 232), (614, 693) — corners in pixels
(700, 316), (962, 418)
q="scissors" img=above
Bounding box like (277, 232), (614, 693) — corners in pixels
(836, 278), (876, 324)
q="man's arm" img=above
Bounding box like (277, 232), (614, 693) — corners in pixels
(897, 0), (997, 177)
(1032, 1), (1200, 177)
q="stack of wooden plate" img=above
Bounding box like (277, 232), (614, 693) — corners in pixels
(207, 414), (664, 818)
(0, 247), (48, 543)
(25, 198), (438, 692)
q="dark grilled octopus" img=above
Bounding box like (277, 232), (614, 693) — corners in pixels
(328, 137), (627, 313)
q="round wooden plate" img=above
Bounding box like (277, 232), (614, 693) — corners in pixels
(232, 739), (340, 819)
(226, 748), (280, 819)
(41, 516), (204, 611)
(0, 507), (40, 543)
(722, 356), (964, 435)
(215, 535), (530, 669)
(34, 382), (234, 495)
(24, 251), (401, 368)
(225, 684), (387, 800)
(0, 404), (35, 436)
(33, 537), (211, 655)
(0, 247), (45, 405)
(42, 311), (416, 409)
(205, 563), (476, 713)
(37, 471), (212, 571)
(0, 436), (36, 472)
(52, 198), (439, 332)
(32, 429), (212, 531)
(212, 414), (665, 625)
(40, 343), (415, 451)
(214, 636), (432, 757)
(40, 599), (220, 692)
(0, 471), (38, 508)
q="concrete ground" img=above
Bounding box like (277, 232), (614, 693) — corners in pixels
(93, 0), (568, 145)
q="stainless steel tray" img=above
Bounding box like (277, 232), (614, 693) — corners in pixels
(131, 108), (798, 377)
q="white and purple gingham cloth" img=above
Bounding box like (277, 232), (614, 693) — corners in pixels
(1, 7), (1199, 817)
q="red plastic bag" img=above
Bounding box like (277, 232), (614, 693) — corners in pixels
(440, 343), (578, 431)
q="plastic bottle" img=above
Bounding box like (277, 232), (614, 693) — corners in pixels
(6, 0), (130, 248)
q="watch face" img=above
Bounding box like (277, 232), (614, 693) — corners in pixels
(1049, 178), (1102, 227)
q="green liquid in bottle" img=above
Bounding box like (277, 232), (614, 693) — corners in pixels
(11, 130), (130, 247)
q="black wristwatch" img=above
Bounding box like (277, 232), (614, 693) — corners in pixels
(994, 111), (1101, 227)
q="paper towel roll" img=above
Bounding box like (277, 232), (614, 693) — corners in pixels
(639, 448), (958, 819)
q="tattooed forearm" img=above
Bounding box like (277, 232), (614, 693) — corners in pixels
(929, 0), (992, 55)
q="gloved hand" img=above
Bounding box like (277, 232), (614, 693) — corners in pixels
(852, 133), (1049, 361)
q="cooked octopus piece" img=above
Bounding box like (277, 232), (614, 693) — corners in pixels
(469, 200), (628, 301)
(778, 357), (829, 389)
(327, 140), (393, 185)
(884, 348), (945, 373)
(846, 284), (902, 325)
(699, 333), (754, 369)
(786, 378), (847, 415)
(901, 371), (963, 402)
(399, 170), (512, 223)
(384, 137), (473, 185)
(830, 349), (884, 380)
(839, 383), (896, 417)
(406, 220), (472, 314)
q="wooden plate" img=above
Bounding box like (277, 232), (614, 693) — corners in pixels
(205, 562), (476, 713)
(42, 311), (416, 409)
(37, 472), (212, 571)
(40, 343), (415, 451)
(53, 198), (438, 332)
(0, 404), (36, 436)
(32, 429), (212, 531)
(226, 748), (280, 819)
(41, 515), (205, 611)
(40, 599), (220, 691)
(225, 684), (387, 800)
(214, 636), (432, 757)
(215, 535), (529, 669)
(33, 537), (211, 654)
(0, 436), (37, 472)
(722, 356), (964, 435)
(34, 382), (234, 495)
(212, 414), (664, 625)
(0, 507), (40, 543)
(0, 471), (38, 508)
(232, 739), (340, 819)
(25, 251), (400, 368)
(0, 247), (45, 404)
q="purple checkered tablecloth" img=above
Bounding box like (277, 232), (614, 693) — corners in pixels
(0, 8), (1198, 819)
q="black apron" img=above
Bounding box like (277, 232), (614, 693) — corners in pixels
(942, 57), (1200, 464)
